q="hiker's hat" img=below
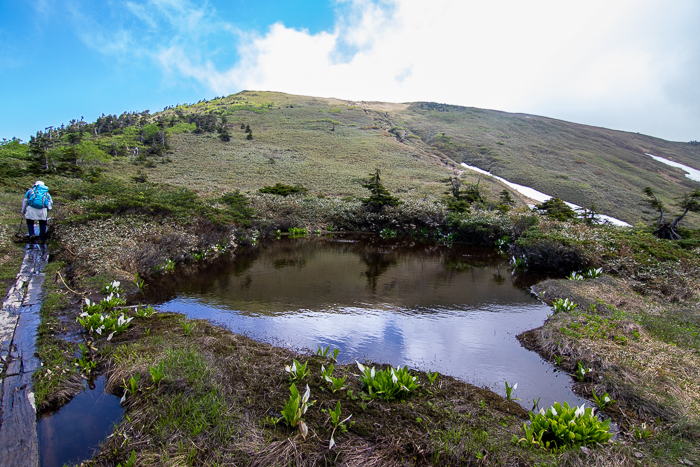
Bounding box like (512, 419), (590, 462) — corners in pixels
(34, 181), (45, 186)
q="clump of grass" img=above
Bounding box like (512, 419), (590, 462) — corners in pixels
(552, 298), (577, 314)
(320, 364), (347, 392)
(592, 389), (615, 410)
(278, 383), (315, 438)
(326, 401), (352, 449)
(179, 319), (195, 335)
(316, 345), (339, 361)
(504, 381), (521, 401)
(284, 358), (309, 382)
(287, 227), (307, 238)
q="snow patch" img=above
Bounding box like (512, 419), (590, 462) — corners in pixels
(646, 153), (700, 183)
(460, 163), (630, 227)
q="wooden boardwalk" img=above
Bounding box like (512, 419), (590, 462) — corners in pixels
(0, 245), (48, 467)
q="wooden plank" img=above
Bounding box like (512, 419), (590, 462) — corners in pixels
(23, 276), (44, 307)
(14, 306), (41, 375)
(0, 314), (19, 368)
(0, 373), (39, 467)
(0, 246), (46, 467)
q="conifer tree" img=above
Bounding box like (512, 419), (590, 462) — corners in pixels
(361, 169), (400, 212)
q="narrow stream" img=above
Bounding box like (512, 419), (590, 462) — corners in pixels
(152, 236), (588, 408)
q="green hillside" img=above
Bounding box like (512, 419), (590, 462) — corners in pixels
(152, 91), (700, 225)
(399, 101), (700, 225)
(4, 90), (699, 226)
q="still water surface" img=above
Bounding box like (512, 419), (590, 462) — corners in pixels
(155, 236), (587, 408)
(38, 376), (122, 467)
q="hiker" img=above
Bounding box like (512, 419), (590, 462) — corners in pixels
(20, 181), (53, 245)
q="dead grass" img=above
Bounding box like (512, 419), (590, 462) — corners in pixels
(523, 276), (700, 433)
(52, 214), (235, 282)
(82, 312), (553, 466)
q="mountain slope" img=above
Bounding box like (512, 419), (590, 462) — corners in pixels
(6, 90), (699, 226)
(395, 102), (700, 224)
(147, 91), (699, 225)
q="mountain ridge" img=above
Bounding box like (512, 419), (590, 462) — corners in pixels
(8, 90), (700, 226)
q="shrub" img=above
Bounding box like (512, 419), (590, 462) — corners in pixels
(536, 197), (577, 221)
(512, 232), (591, 273)
(67, 177), (253, 226)
(217, 190), (255, 225)
(259, 183), (308, 197)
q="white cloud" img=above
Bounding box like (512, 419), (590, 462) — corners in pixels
(125, 0), (215, 38)
(65, 0), (700, 141)
(28, 0), (52, 16)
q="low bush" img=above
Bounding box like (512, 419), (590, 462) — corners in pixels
(259, 183), (308, 197)
(217, 190), (255, 226)
(512, 230), (591, 273)
(64, 177), (254, 227)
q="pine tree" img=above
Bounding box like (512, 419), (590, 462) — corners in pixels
(361, 169), (400, 212)
(218, 125), (231, 142)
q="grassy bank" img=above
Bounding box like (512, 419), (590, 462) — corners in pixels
(89, 313), (535, 466)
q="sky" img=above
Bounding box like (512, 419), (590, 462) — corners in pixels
(1, 0), (699, 143)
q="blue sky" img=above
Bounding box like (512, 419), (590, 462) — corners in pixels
(2, 0), (699, 143)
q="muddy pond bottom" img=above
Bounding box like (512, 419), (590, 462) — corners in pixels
(38, 376), (122, 467)
(155, 236), (588, 408)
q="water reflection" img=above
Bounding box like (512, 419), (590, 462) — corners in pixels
(39, 376), (122, 467)
(154, 236), (588, 408)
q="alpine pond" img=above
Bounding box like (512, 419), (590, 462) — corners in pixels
(150, 235), (588, 408)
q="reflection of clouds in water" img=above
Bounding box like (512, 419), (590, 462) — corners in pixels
(396, 306), (543, 376)
(274, 308), (390, 349)
(163, 300), (587, 407)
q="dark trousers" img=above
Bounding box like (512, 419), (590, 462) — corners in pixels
(26, 219), (47, 241)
